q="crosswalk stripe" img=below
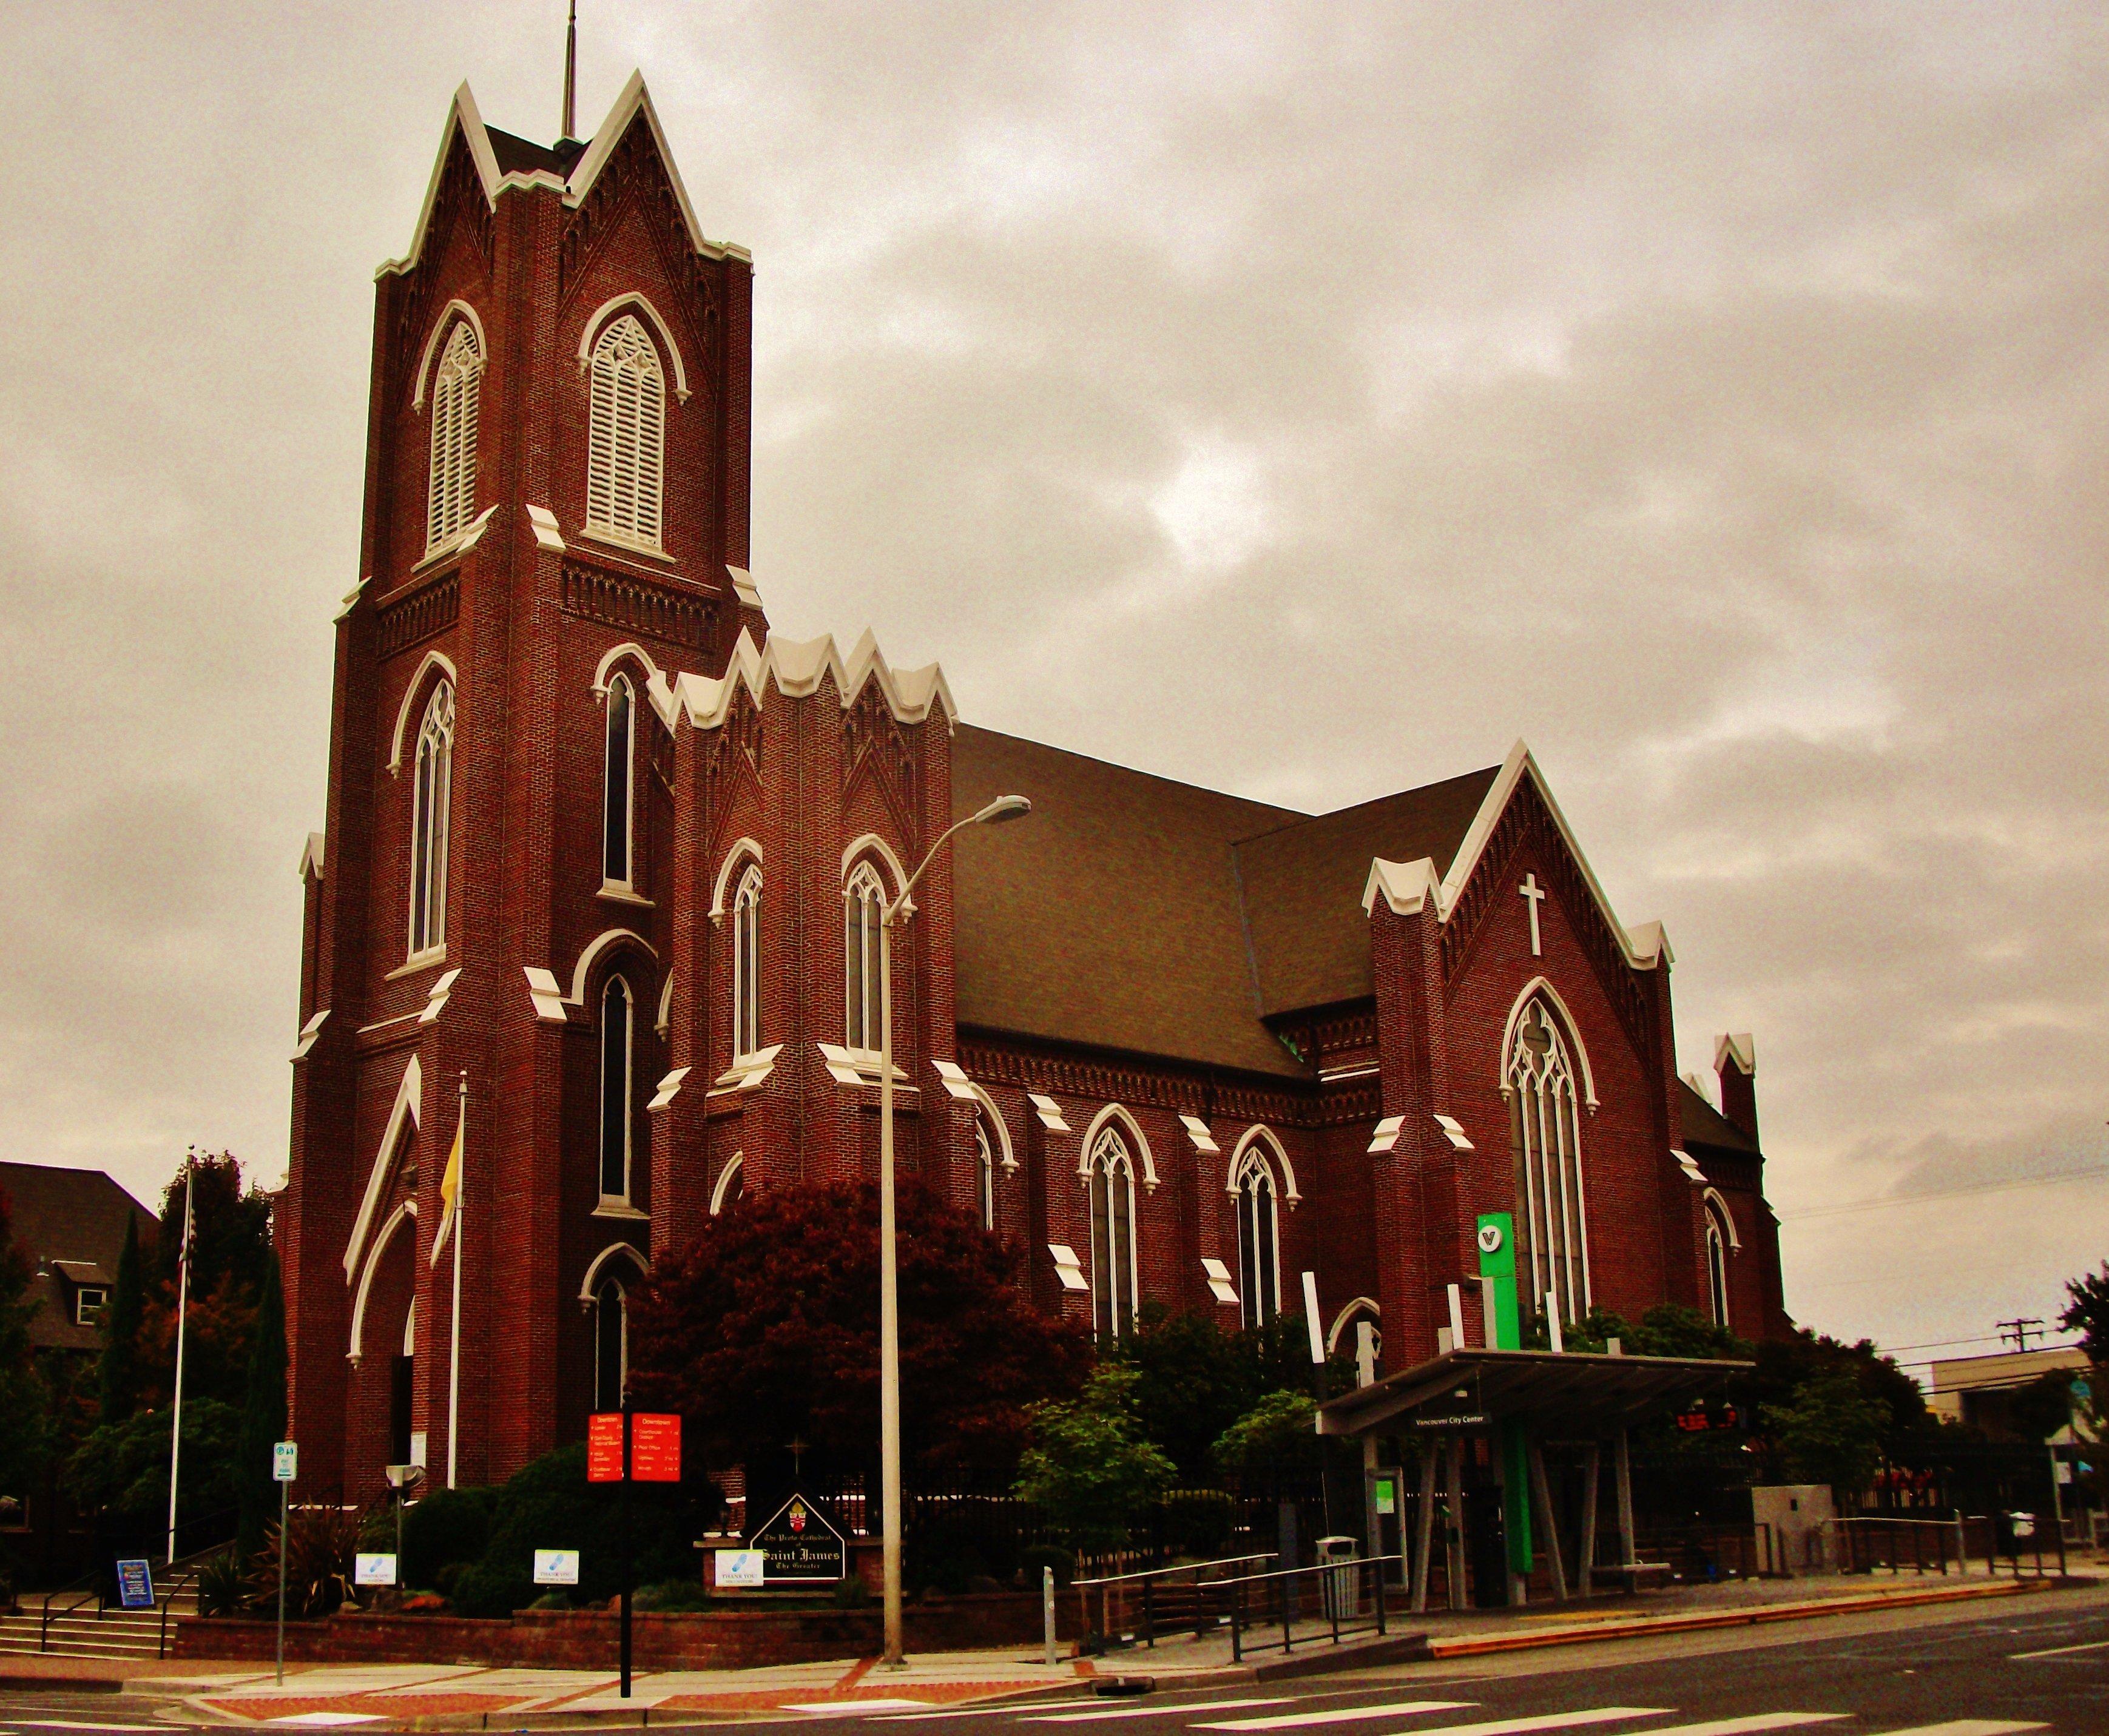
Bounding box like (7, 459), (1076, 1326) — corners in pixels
(1620, 1719), (1849, 1736)
(1028, 1701), (1300, 1723)
(2012, 1635), (2109, 1659)
(1857, 1725), (2047, 1736)
(1195, 1703), (1476, 1731)
(1352, 1713), (1672, 1736)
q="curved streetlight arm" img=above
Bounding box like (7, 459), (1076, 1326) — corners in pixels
(886, 795), (1031, 920)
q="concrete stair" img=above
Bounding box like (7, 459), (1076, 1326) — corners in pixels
(0, 1589), (200, 1661)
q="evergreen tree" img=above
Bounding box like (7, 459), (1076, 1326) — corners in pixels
(0, 1188), (52, 1512)
(235, 1253), (286, 1561)
(97, 1214), (144, 1426)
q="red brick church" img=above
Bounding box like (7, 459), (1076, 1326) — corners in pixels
(280, 74), (1791, 1500)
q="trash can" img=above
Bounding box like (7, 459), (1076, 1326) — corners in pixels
(1315, 1535), (1360, 1621)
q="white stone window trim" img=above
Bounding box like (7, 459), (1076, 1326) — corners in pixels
(73, 1286), (109, 1327)
(1700, 1186), (1741, 1250)
(564, 928), (658, 1010)
(578, 292), (690, 401)
(1225, 1124), (1300, 1210)
(343, 1055), (420, 1283)
(710, 1152), (744, 1216)
(386, 947), (448, 982)
(1704, 1203), (1733, 1330)
(387, 651), (461, 776)
(577, 1240), (650, 1308)
(1076, 1102), (1158, 1194)
(347, 1199), (416, 1364)
(413, 300), (488, 409)
(406, 679), (454, 960)
(1326, 1296), (1382, 1354)
(1497, 976), (1600, 1111)
(709, 839), (763, 921)
(974, 1117), (997, 1230)
(585, 312), (669, 552)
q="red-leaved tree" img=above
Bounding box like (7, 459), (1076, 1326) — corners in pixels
(627, 1175), (1087, 1485)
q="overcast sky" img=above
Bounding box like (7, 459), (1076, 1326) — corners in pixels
(2, 1), (2104, 1374)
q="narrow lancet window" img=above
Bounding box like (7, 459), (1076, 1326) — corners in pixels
(975, 1115), (997, 1231)
(731, 866), (762, 1060)
(603, 675), (635, 887)
(1088, 1126), (1138, 1339)
(1234, 1146), (1280, 1328)
(599, 975), (633, 1202)
(408, 681), (454, 958)
(845, 863), (885, 1052)
(1705, 1205), (1732, 1329)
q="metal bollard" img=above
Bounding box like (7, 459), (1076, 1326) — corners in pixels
(1042, 1566), (1056, 1668)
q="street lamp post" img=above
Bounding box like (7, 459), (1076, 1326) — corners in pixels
(879, 793), (1031, 1667)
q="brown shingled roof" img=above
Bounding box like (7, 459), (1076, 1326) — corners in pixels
(1233, 769), (1499, 1016)
(950, 727), (1502, 1075)
(1679, 1079), (1760, 1155)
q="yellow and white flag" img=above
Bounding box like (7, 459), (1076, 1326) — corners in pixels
(430, 1111), (465, 1266)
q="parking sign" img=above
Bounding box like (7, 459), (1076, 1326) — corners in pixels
(273, 1441), (298, 1482)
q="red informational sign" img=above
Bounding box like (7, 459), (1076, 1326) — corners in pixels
(587, 1412), (626, 1482)
(630, 1413), (681, 1482)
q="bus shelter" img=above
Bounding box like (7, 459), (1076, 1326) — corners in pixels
(1320, 1347), (1753, 1611)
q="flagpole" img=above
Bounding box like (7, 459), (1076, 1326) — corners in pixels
(166, 1156), (194, 1564)
(448, 1072), (465, 1490)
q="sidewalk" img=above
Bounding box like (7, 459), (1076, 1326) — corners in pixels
(126, 1567), (2093, 1728)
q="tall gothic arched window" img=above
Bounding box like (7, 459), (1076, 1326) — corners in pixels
(1233, 1145), (1280, 1329)
(974, 1115), (997, 1231)
(599, 975), (633, 1203)
(586, 314), (666, 549)
(603, 675), (635, 888)
(1088, 1126), (1138, 1339)
(593, 1273), (626, 1411)
(844, 862), (886, 1052)
(408, 681), (453, 958)
(427, 321), (482, 551)
(731, 865), (762, 1060)
(1505, 996), (1592, 1327)
(1705, 1203), (1732, 1329)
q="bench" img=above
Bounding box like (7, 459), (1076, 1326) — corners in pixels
(1588, 1561), (1673, 1594)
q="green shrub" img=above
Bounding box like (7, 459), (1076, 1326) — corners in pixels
(196, 1548), (248, 1617)
(633, 1580), (712, 1612)
(1155, 1489), (1235, 1558)
(451, 1561), (535, 1618)
(402, 1486), (497, 1589)
(831, 1575), (871, 1608)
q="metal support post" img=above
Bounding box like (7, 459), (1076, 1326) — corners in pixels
(1444, 1441), (1468, 1612)
(1042, 1565), (1056, 1667)
(1527, 1441), (1567, 1602)
(1613, 1429), (1637, 1568)
(1579, 1443), (1601, 1597)
(1412, 1450), (1437, 1615)
(274, 1478), (288, 1687)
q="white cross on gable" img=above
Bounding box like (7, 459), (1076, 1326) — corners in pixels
(1519, 873), (1546, 957)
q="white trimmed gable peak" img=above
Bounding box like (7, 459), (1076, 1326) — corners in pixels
(667, 627), (956, 734)
(379, 74), (749, 281)
(1362, 739), (1671, 970)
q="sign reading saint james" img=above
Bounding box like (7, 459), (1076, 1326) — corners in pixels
(751, 1492), (846, 1582)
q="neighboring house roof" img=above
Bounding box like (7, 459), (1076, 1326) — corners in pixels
(950, 727), (1502, 1076)
(0, 1163), (158, 1355)
(1678, 1080), (1760, 1156)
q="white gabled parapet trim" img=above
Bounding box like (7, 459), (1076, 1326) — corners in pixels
(527, 504), (567, 553)
(727, 565), (763, 609)
(668, 627), (956, 735)
(1673, 1148), (1707, 1185)
(931, 1060), (978, 1102)
(1201, 1257), (1239, 1306)
(712, 1044), (783, 1095)
(1047, 1244), (1090, 1293)
(1028, 1093), (1070, 1132)
(378, 83), (503, 280)
(1179, 1114), (1220, 1155)
(299, 831), (326, 882)
(563, 74), (748, 263)
(1362, 856), (1442, 917)
(1433, 1113), (1474, 1151)
(1367, 1114), (1405, 1155)
(1716, 1031), (1756, 1075)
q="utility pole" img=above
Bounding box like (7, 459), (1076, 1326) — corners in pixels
(1997, 1317), (2046, 1352)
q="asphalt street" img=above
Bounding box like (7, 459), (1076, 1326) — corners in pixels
(0, 1585), (2099, 1734)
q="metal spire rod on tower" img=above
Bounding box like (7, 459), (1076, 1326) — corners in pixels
(562, 0), (578, 141)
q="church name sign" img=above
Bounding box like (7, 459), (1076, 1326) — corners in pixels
(750, 1492), (846, 1582)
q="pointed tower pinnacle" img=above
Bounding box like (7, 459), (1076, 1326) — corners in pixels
(561, 0), (578, 141)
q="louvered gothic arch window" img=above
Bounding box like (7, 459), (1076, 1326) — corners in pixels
(599, 974), (634, 1203)
(603, 675), (635, 887)
(407, 681), (454, 958)
(1233, 1145), (1280, 1329)
(731, 865), (762, 1060)
(1505, 997), (1592, 1328)
(426, 321), (482, 551)
(844, 862), (886, 1053)
(587, 314), (666, 549)
(1087, 1126), (1139, 1339)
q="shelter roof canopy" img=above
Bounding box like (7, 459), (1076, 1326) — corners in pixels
(1318, 1348), (1753, 1439)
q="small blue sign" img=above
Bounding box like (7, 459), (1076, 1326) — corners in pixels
(115, 1559), (154, 1610)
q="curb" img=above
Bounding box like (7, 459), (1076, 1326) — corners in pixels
(1426, 1576), (2048, 1658)
(0, 1675), (124, 1694)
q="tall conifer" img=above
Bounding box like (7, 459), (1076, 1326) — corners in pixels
(97, 1215), (144, 1425)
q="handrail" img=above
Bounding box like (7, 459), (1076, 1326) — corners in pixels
(1072, 1551), (1274, 1589)
(1224, 1555), (1403, 1663)
(157, 1565), (201, 1659)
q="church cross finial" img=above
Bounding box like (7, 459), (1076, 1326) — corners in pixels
(1519, 872), (1546, 957)
(561, 0), (579, 142)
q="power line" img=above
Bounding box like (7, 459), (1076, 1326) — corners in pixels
(1778, 1165), (2109, 1222)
